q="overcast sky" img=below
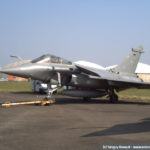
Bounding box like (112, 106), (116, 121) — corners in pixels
(0, 0), (150, 67)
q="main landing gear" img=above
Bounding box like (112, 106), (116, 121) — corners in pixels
(108, 88), (118, 103)
(83, 97), (91, 102)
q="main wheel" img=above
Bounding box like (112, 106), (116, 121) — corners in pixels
(109, 94), (118, 103)
(83, 97), (91, 102)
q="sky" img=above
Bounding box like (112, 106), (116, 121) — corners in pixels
(0, 0), (150, 67)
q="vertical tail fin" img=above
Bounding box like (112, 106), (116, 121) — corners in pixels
(113, 46), (144, 75)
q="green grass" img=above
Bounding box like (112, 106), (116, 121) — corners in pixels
(0, 81), (150, 100)
(0, 81), (31, 92)
(118, 88), (150, 100)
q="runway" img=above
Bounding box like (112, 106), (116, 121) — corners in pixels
(0, 92), (150, 150)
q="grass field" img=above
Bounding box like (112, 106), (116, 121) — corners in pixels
(0, 81), (150, 100)
(0, 81), (31, 92)
(118, 88), (150, 100)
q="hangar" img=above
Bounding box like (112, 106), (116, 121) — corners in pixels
(136, 63), (150, 82)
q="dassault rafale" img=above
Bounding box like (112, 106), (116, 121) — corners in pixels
(1, 46), (150, 103)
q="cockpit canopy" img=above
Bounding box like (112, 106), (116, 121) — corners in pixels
(31, 54), (72, 65)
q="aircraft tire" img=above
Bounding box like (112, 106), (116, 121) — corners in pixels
(83, 97), (90, 102)
(110, 94), (118, 103)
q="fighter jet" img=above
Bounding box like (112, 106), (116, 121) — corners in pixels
(1, 46), (150, 103)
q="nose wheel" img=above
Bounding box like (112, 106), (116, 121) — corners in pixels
(44, 82), (59, 103)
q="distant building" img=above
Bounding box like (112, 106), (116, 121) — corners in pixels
(135, 63), (150, 82)
(8, 75), (28, 82)
(0, 73), (28, 82)
(0, 73), (8, 81)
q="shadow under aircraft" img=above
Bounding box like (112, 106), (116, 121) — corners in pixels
(82, 117), (150, 137)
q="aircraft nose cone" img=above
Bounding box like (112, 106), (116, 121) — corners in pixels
(0, 63), (53, 81)
(0, 66), (28, 78)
